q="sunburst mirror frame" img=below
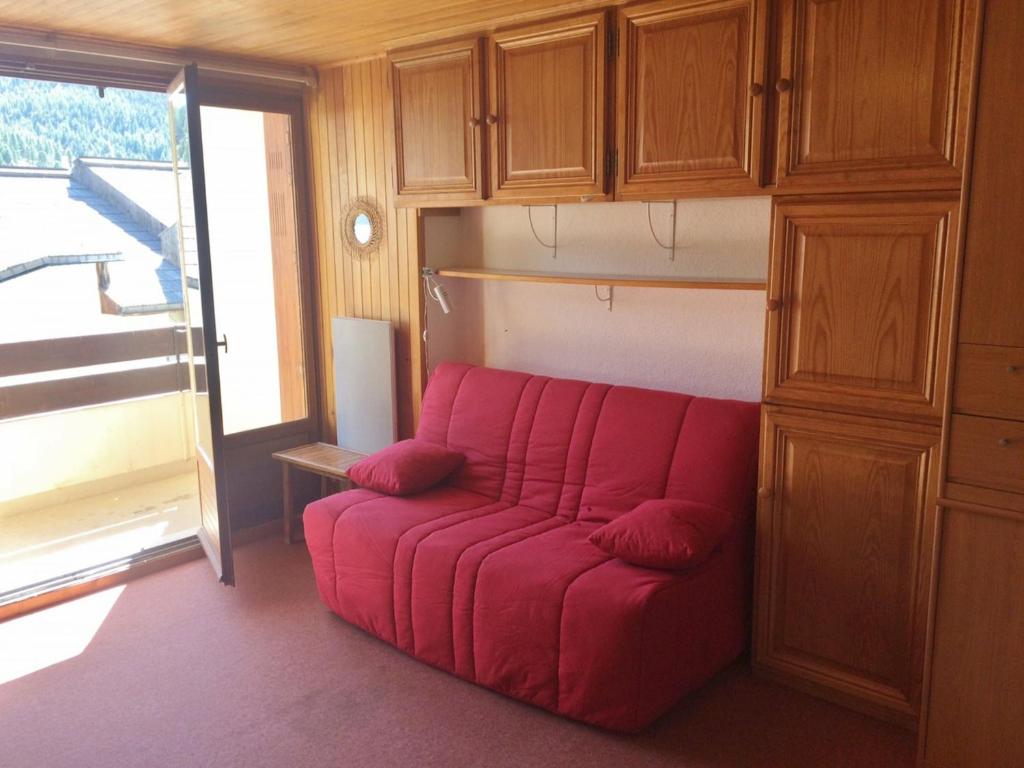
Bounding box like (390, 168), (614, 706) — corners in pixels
(341, 197), (384, 257)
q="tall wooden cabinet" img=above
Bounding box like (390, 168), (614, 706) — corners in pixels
(756, 195), (957, 727)
(919, 1), (1024, 765)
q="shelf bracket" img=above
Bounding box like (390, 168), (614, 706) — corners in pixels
(526, 205), (558, 259)
(646, 200), (678, 261)
(594, 284), (614, 312)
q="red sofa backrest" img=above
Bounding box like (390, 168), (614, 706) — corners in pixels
(417, 362), (760, 527)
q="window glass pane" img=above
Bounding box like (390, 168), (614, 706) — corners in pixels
(198, 106), (307, 435)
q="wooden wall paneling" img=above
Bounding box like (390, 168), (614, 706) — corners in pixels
(921, 504), (1024, 768)
(754, 405), (940, 728)
(615, 0), (768, 199)
(390, 37), (486, 205)
(487, 10), (609, 200)
(772, 0), (980, 194)
(264, 111), (308, 422)
(306, 61), (425, 442)
(764, 194), (958, 424)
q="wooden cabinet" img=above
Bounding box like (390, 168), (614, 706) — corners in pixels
(954, 0), (1024, 348)
(615, 0), (768, 199)
(764, 195), (958, 423)
(488, 11), (609, 200)
(919, 3), (1024, 764)
(921, 506), (1024, 768)
(390, 38), (485, 204)
(773, 0), (979, 193)
(755, 406), (939, 726)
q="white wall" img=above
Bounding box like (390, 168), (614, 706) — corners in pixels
(423, 197), (771, 401)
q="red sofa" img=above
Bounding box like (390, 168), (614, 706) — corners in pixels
(304, 363), (760, 732)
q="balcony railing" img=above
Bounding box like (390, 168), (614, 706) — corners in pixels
(0, 327), (198, 420)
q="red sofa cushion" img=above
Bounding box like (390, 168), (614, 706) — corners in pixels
(588, 499), (729, 569)
(348, 439), (464, 496)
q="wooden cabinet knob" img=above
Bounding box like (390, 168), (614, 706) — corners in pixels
(776, 78), (792, 93)
(750, 82), (764, 96)
(998, 437), (1012, 447)
(766, 298), (782, 312)
(486, 114), (498, 125)
(757, 487), (773, 499)
(468, 117), (480, 128)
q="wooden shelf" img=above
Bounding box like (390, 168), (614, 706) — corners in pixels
(434, 267), (767, 291)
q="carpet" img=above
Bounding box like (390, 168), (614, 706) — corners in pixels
(0, 536), (915, 768)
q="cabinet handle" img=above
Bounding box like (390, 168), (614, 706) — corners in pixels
(468, 117), (480, 128)
(766, 298), (782, 312)
(486, 114), (498, 125)
(1008, 365), (1019, 374)
(757, 487), (773, 499)
(776, 78), (792, 93)
(998, 437), (1012, 447)
(750, 82), (764, 97)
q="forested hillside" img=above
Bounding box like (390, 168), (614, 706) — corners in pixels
(0, 77), (170, 167)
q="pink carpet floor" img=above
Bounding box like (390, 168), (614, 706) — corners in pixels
(0, 537), (916, 768)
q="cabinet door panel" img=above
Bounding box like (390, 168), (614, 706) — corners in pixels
(774, 0), (978, 192)
(617, 0), (767, 198)
(956, 0), (1024, 347)
(922, 507), (1024, 768)
(488, 12), (607, 199)
(755, 407), (939, 723)
(391, 38), (484, 203)
(765, 196), (957, 421)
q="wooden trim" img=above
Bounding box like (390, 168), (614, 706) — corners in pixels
(917, 0), (990, 759)
(435, 266), (766, 290)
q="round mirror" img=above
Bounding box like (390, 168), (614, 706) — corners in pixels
(342, 198), (383, 257)
(353, 212), (373, 245)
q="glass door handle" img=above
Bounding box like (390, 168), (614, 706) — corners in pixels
(216, 334), (228, 354)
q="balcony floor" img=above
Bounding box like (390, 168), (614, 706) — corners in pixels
(0, 471), (200, 595)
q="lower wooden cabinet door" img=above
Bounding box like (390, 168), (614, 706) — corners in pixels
(920, 504), (1024, 767)
(754, 406), (940, 726)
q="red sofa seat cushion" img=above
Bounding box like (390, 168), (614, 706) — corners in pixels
(588, 498), (729, 570)
(348, 439), (464, 496)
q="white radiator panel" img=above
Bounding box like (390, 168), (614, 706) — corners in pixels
(332, 317), (397, 454)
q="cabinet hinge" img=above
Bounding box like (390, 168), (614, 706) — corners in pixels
(607, 28), (618, 60)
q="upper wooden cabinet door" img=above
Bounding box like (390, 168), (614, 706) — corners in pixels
(487, 11), (608, 200)
(764, 195), (958, 422)
(755, 406), (939, 726)
(390, 38), (485, 204)
(956, 0), (1024, 348)
(616, 0), (769, 199)
(773, 0), (979, 192)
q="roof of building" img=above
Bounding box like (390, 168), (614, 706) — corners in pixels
(0, 160), (181, 313)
